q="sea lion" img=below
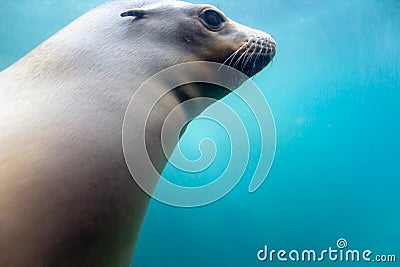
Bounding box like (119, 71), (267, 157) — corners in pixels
(0, 0), (276, 266)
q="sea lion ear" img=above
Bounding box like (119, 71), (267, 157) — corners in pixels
(120, 9), (150, 19)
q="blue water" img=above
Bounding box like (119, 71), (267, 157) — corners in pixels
(1, 0), (399, 266)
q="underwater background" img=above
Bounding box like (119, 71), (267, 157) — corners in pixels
(1, 0), (399, 266)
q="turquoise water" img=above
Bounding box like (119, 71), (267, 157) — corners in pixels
(1, 0), (399, 266)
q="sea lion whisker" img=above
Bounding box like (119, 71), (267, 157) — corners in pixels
(219, 40), (250, 70)
(252, 42), (265, 69)
(233, 43), (253, 69)
(241, 38), (257, 62)
(219, 45), (244, 70)
(236, 43), (254, 69)
(229, 41), (251, 66)
(243, 44), (258, 70)
(241, 45), (253, 69)
(255, 43), (263, 63)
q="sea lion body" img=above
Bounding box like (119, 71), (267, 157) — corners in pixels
(0, 0), (276, 266)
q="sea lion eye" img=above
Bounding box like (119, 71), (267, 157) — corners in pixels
(199, 9), (226, 31)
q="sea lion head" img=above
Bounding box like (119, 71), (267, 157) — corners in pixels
(120, 0), (276, 78)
